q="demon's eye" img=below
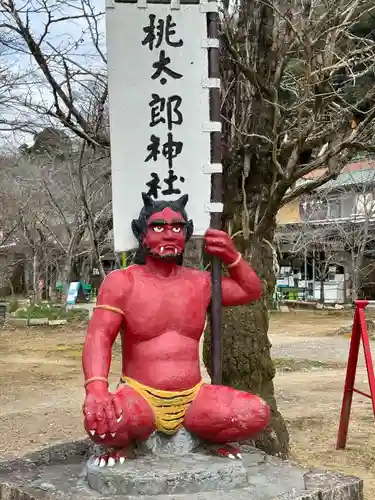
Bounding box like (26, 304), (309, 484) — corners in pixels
(172, 227), (182, 233)
(153, 226), (164, 233)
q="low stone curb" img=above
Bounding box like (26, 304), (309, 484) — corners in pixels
(29, 318), (49, 326)
(6, 317), (68, 327)
(48, 320), (68, 326)
(6, 317), (29, 327)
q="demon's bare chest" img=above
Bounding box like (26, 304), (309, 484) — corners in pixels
(123, 271), (209, 339)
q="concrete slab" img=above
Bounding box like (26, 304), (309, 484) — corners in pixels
(48, 320), (68, 326)
(0, 440), (363, 500)
(86, 453), (249, 495)
(29, 318), (49, 326)
(6, 317), (29, 327)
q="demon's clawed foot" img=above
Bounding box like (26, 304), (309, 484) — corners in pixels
(206, 444), (242, 460)
(93, 449), (131, 467)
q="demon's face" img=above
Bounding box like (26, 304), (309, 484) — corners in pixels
(143, 207), (186, 260)
(131, 193), (193, 264)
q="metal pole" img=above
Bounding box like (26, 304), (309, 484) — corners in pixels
(207, 2), (223, 385)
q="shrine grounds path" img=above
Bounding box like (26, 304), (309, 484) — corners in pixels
(0, 308), (375, 498)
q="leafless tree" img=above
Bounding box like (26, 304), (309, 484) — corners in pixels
(0, 0), (111, 294)
(0, 136), (112, 299)
(0, 0), (108, 145)
(212, 0), (375, 455)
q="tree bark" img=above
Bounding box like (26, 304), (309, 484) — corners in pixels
(351, 251), (359, 301)
(61, 228), (86, 293)
(204, 0), (291, 454)
(204, 221), (289, 457)
(24, 258), (29, 296)
(320, 278), (325, 303)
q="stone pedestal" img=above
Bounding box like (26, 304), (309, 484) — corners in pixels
(86, 453), (248, 496)
(0, 439), (364, 500)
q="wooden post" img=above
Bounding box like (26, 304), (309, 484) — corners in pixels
(206, 0), (223, 385)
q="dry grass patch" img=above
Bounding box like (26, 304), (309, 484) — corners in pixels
(1, 318), (375, 500)
(269, 309), (375, 338)
(276, 368), (375, 500)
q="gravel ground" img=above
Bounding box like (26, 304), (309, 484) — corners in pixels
(2, 311), (375, 498)
(269, 333), (373, 364)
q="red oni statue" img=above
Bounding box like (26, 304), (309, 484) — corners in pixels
(82, 193), (270, 466)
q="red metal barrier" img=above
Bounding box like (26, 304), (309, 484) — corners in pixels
(336, 300), (375, 449)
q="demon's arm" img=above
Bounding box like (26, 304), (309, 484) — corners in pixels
(82, 270), (130, 437)
(205, 228), (262, 307)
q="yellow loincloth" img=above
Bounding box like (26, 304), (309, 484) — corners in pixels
(120, 376), (203, 435)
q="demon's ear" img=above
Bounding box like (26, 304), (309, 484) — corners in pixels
(185, 219), (194, 241)
(131, 219), (143, 242)
(141, 192), (154, 208)
(177, 194), (189, 209)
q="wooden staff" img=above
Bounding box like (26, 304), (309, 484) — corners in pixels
(206, 0), (223, 385)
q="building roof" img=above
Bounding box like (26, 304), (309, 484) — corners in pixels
(316, 167), (375, 191)
(303, 159), (375, 179)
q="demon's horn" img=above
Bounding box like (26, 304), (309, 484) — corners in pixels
(177, 194), (189, 209)
(141, 192), (154, 208)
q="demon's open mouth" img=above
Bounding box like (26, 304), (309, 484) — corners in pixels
(146, 244), (182, 260)
(158, 245), (180, 256)
(161, 245), (178, 254)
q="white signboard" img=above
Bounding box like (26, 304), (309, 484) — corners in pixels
(106, 0), (213, 251)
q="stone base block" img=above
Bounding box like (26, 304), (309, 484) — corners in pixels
(86, 453), (248, 496)
(0, 440), (363, 500)
(29, 318), (49, 326)
(48, 319), (68, 326)
(6, 317), (29, 327)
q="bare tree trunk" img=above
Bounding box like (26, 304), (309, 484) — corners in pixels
(204, 216), (289, 458)
(77, 145), (106, 280)
(32, 253), (38, 304)
(320, 279), (325, 303)
(61, 257), (74, 295)
(61, 227), (86, 295)
(204, 0), (291, 456)
(24, 259), (29, 296)
(6, 278), (15, 298)
(351, 251), (360, 301)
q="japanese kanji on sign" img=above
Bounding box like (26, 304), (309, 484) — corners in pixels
(106, 0), (215, 251)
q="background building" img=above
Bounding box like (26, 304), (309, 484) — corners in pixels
(276, 160), (375, 303)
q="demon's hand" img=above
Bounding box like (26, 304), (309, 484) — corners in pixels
(83, 384), (123, 439)
(204, 229), (239, 266)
